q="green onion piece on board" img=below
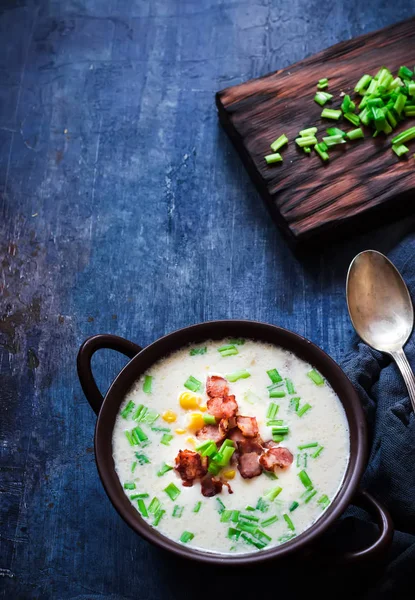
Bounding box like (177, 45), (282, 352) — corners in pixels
(298, 469), (313, 489)
(121, 400), (135, 419)
(341, 94), (355, 113)
(295, 136), (318, 147)
(314, 144), (329, 162)
(299, 127), (318, 137)
(148, 498), (161, 514)
(408, 82), (415, 96)
(184, 375), (202, 392)
(317, 78), (329, 90)
(189, 347), (207, 355)
(270, 133), (288, 152)
(193, 501), (202, 513)
(314, 91), (333, 106)
(137, 499), (148, 517)
(164, 482), (181, 501)
(226, 369), (251, 382)
(289, 501), (299, 512)
(172, 505), (184, 518)
(261, 515), (278, 528)
(398, 65), (413, 79)
(180, 531), (194, 544)
(157, 463), (173, 476)
(153, 508), (165, 526)
(321, 108), (342, 120)
(283, 513), (295, 531)
(392, 126), (415, 146)
(392, 144), (409, 157)
(203, 413), (217, 425)
(354, 74), (372, 94)
(322, 134), (346, 147)
(326, 127), (346, 137)
(307, 369), (324, 385)
(344, 112), (360, 126)
(346, 128), (364, 140)
(160, 433), (174, 446)
(393, 93), (407, 116)
(143, 375), (152, 394)
(265, 152), (283, 164)
(404, 107), (415, 117)
(265, 486), (282, 501)
(218, 344), (239, 357)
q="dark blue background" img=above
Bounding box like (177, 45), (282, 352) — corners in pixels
(1, 1), (414, 598)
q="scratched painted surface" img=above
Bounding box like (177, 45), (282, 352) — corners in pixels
(1, 1), (415, 598)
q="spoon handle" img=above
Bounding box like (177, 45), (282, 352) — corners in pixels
(390, 348), (415, 413)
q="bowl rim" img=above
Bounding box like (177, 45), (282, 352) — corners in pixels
(94, 319), (367, 565)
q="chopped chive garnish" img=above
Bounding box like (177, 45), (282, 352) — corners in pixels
(314, 143), (329, 162)
(125, 431), (135, 446)
(398, 65), (413, 79)
(290, 397), (300, 411)
(189, 347), (207, 356)
(218, 344), (239, 357)
(354, 74), (372, 94)
(226, 369), (251, 382)
(203, 413), (217, 425)
(157, 463), (173, 476)
(184, 375), (202, 392)
(239, 513), (260, 523)
(216, 497), (226, 513)
(269, 387), (286, 399)
(164, 482), (180, 501)
(153, 508), (165, 526)
(278, 533), (296, 543)
(326, 127), (346, 137)
(270, 133), (288, 152)
(297, 403), (312, 417)
(321, 108), (342, 120)
(121, 400), (135, 419)
(231, 510), (240, 522)
(311, 445), (324, 458)
(137, 499), (148, 517)
(253, 529), (272, 545)
(124, 482), (136, 490)
(227, 527), (241, 541)
(214, 447), (235, 467)
(237, 521), (257, 534)
(261, 515), (278, 527)
(240, 533), (266, 549)
(228, 338), (245, 345)
(302, 489), (318, 503)
(144, 409), (159, 425)
(297, 442), (319, 450)
(256, 497), (269, 513)
(272, 426), (289, 435)
(392, 126), (415, 145)
(130, 493), (149, 499)
(298, 470), (313, 489)
(197, 441), (217, 457)
(318, 494), (330, 509)
(285, 378), (295, 394)
(314, 91), (333, 106)
(193, 501), (202, 513)
(179, 531), (194, 544)
(133, 404), (147, 421)
(172, 505), (184, 518)
(392, 143), (409, 157)
(262, 470), (278, 480)
(135, 453), (150, 465)
(341, 94), (355, 113)
(218, 439), (235, 452)
(299, 127), (318, 136)
(143, 375), (152, 394)
(265, 486), (282, 501)
(322, 134), (346, 147)
(131, 461), (137, 473)
(220, 510), (232, 523)
(346, 127), (364, 140)
(151, 426), (171, 433)
(295, 135), (318, 148)
(267, 368), (282, 384)
(160, 433), (174, 446)
(283, 513), (295, 531)
(266, 402), (279, 420)
(267, 419), (283, 426)
(296, 453), (307, 468)
(289, 501), (299, 512)
(132, 426), (148, 444)
(245, 505), (256, 511)
(344, 112), (360, 126)
(148, 497), (161, 514)
(317, 78), (328, 90)
(265, 152), (283, 164)
(272, 435), (285, 443)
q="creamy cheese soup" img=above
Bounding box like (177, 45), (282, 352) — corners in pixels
(112, 339), (349, 555)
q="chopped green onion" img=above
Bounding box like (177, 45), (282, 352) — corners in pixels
(157, 463), (173, 476)
(317, 78), (328, 90)
(341, 94), (355, 113)
(180, 531), (194, 544)
(231, 510), (240, 522)
(318, 494), (330, 509)
(240, 533), (266, 549)
(131, 461), (137, 473)
(214, 446), (235, 467)
(268, 386), (286, 399)
(197, 441), (217, 457)
(298, 442), (318, 450)
(302, 489), (318, 503)
(134, 453), (150, 465)
(272, 426), (289, 435)
(226, 369), (251, 382)
(172, 505), (184, 518)
(228, 338), (245, 345)
(296, 453), (307, 468)
(208, 462), (222, 475)
(278, 533), (296, 543)
(344, 112), (360, 126)
(298, 469), (313, 489)
(311, 445), (324, 458)
(265, 152), (283, 164)
(144, 409), (159, 425)
(256, 497), (269, 513)
(289, 501), (299, 512)
(408, 82), (415, 96)
(299, 127), (318, 137)
(326, 127), (346, 137)
(237, 521), (257, 534)
(261, 515), (278, 528)
(346, 127), (364, 140)
(392, 126), (415, 145)
(266, 402), (279, 420)
(314, 143), (329, 162)
(267, 419), (283, 426)
(189, 347), (207, 355)
(143, 375), (152, 394)
(220, 510), (232, 523)
(295, 135), (317, 147)
(262, 470), (278, 480)
(354, 74), (372, 94)
(227, 527), (241, 541)
(125, 431), (135, 446)
(283, 513), (295, 531)
(184, 375), (202, 392)
(148, 497), (161, 514)
(297, 403), (312, 417)
(121, 400), (135, 419)
(203, 413), (217, 425)
(322, 134), (346, 147)
(398, 65), (413, 79)
(267, 368), (282, 384)
(307, 369), (324, 385)
(392, 143), (409, 157)
(151, 426), (171, 433)
(153, 508), (165, 526)
(137, 499), (148, 517)
(314, 91), (333, 106)
(216, 497), (226, 513)
(394, 93), (407, 116)
(265, 486), (282, 501)
(239, 513), (260, 523)
(164, 482), (180, 501)
(321, 108), (342, 120)
(253, 529), (272, 545)
(130, 493), (149, 500)
(132, 404), (146, 421)
(285, 378), (296, 394)
(124, 482), (136, 490)
(218, 344), (239, 357)
(272, 435), (285, 443)
(290, 397), (300, 411)
(218, 439), (235, 453)
(270, 133), (288, 152)
(131, 426), (148, 445)
(160, 433), (174, 446)
(193, 501), (202, 513)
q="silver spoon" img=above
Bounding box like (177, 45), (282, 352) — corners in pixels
(346, 249), (415, 413)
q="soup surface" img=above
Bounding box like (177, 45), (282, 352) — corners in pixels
(112, 339), (349, 555)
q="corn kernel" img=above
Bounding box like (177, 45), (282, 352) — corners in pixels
(162, 410), (177, 423)
(199, 404), (207, 412)
(223, 469), (236, 480)
(175, 428), (186, 435)
(179, 391), (201, 410)
(186, 437), (196, 446)
(187, 413), (204, 432)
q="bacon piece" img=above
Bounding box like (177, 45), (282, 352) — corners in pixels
(236, 415), (259, 438)
(206, 375), (229, 399)
(207, 395), (238, 419)
(263, 440), (279, 449)
(222, 480), (233, 494)
(196, 424), (226, 444)
(237, 438), (263, 455)
(201, 474), (223, 497)
(175, 450), (208, 486)
(228, 428), (245, 444)
(238, 452), (262, 479)
(259, 447), (294, 472)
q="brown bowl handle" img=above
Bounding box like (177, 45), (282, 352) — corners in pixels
(77, 334), (142, 415)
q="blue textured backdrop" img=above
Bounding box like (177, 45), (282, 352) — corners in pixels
(1, 1), (415, 598)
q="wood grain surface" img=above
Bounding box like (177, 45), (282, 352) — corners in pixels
(217, 17), (415, 245)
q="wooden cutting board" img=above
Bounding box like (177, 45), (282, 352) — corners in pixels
(216, 18), (415, 246)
